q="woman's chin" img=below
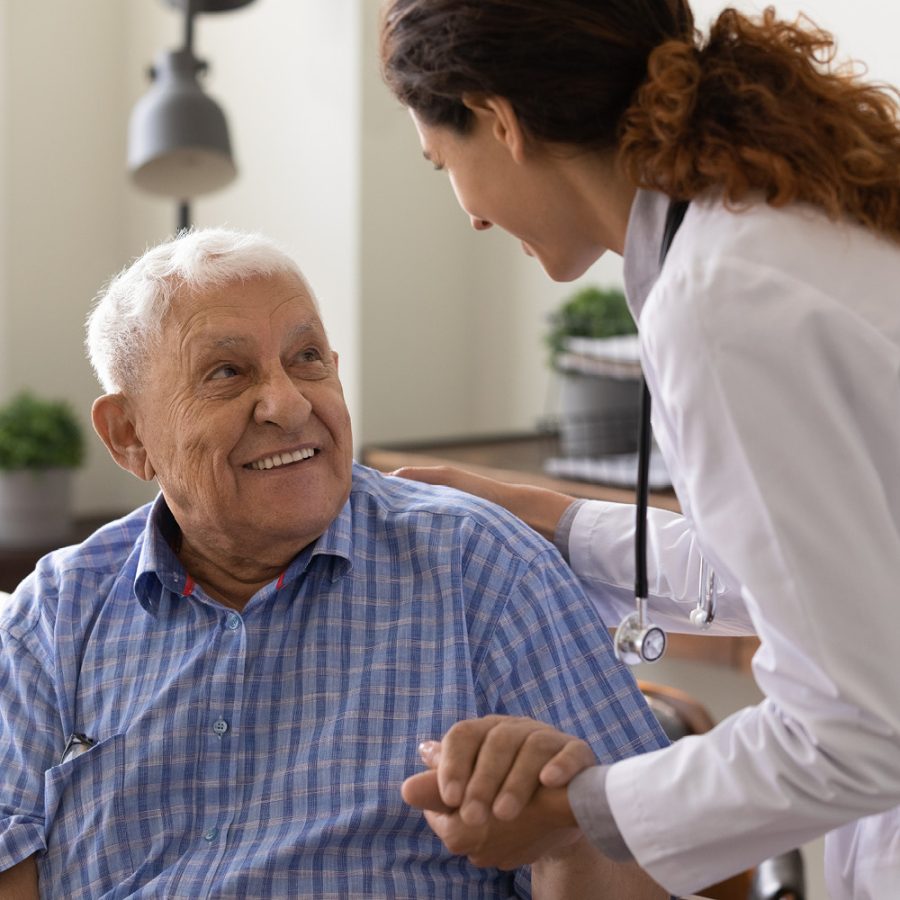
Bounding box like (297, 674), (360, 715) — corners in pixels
(538, 251), (604, 283)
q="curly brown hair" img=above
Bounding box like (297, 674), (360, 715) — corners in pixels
(381, 0), (900, 242)
(623, 7), (900, 240)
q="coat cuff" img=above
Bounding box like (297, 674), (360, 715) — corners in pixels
(568, 765), (634, 862)
(553, 499), (586, 563)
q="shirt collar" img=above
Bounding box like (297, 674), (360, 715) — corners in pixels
(133, 491), (355, 614)
(623, 188), (672, 322)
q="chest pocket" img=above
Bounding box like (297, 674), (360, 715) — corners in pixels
(42, 725), (204, 896)
(42, 733), (134, 893)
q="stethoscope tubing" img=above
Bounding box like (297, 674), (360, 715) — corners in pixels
(615, 199), (693, 665)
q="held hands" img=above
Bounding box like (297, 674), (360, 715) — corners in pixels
(401, 715), (596, 869)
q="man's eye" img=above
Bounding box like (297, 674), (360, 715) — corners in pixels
(299, 348), (323, 363)
(210, 364), (240, 380)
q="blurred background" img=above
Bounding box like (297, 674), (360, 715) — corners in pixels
(0, 0), (895, 517)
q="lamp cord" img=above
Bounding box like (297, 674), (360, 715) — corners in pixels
(184, 0), (197, 53)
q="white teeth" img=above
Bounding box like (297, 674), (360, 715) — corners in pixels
(248, 448), (316, 470)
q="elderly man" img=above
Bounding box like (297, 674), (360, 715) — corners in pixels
(0, 229), (666, 898)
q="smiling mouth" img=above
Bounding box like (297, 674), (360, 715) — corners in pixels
(245, 447), (318, 471)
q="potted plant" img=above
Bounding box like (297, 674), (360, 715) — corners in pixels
(545, 286), (642, 457)
(545, 285), (637, 357)
(0, 391), (85, 548)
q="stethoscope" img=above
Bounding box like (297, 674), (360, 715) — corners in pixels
(613, 200), (718, 665)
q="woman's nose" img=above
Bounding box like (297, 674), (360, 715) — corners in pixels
(470, 216), (493, 231)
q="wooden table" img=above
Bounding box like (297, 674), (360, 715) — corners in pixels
(362, 432), (758, 672)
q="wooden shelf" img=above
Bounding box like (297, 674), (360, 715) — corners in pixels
(362, 433), (758, 672)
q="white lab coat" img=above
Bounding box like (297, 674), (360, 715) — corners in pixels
(567, 190), (900, 898)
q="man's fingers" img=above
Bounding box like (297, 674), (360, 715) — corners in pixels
(418, 740), (441, 769)
(539, 739), (596, 788)
(437, 717), (505, 808)
(489, 729), (584, 821)
(402, 770), (456, 813)
(457, 722), (537, 826)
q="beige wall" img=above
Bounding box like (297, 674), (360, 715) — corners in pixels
(0, 1), (136, 513)
(0, 0), (897, 516)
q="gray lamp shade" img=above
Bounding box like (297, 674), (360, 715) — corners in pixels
(128, 48), (237, 198)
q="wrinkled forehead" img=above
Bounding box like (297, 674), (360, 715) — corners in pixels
(161, 270), (323, 343)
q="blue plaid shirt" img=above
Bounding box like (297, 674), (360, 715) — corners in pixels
(0, 463), (666, 898)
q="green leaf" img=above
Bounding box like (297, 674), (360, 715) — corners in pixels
(545, 285), (636, 365)
(0, 391), (85, 470)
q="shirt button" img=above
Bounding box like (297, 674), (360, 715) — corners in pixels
(225, 614), (241, 631)
(212, 718), (229, 737)
(203, 826), (219, 842)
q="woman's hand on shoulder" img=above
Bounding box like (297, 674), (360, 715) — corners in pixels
(391, 467), (575, 542)
(391, 466), (511, 505)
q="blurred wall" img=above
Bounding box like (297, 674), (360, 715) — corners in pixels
(0, 0), (897, 517)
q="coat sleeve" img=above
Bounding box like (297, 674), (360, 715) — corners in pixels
(567, 499), (755, 636)
(601, 247), (900, 895)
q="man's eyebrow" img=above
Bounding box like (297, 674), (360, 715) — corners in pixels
(203, 321), (322, 352)
(286, 321), (323, 341)
(208, 335), (250, 351)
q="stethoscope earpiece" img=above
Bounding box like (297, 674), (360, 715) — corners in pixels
(689, 606), (709, 628)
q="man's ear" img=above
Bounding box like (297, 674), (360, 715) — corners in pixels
(462, 94), (527, 163)
(91, 394), (156, 481)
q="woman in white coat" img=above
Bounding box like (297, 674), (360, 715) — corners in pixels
(380, 1), (900, 897)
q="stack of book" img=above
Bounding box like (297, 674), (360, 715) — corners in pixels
(554, 334), (642, 379)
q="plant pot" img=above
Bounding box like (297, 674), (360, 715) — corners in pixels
(0, 468), (74, 548)
(557, 371), (641, 457)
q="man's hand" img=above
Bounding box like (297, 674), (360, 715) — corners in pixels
(401, 716), (596, 868)
(412, 715), (596, 825)
(402, 767), (583, 870)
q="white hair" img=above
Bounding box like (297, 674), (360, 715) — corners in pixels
(85, 228), (316, 393)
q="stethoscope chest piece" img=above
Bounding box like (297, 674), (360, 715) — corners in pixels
(614, 605), (667, 665)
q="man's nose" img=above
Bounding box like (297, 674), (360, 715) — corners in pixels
(252, 368), (312, 430)
(470, 216), (493, 231)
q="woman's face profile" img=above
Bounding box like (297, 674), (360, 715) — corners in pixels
(409, 106), (626, 281)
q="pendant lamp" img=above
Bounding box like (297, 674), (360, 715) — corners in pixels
(127, 0), (256, 228)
